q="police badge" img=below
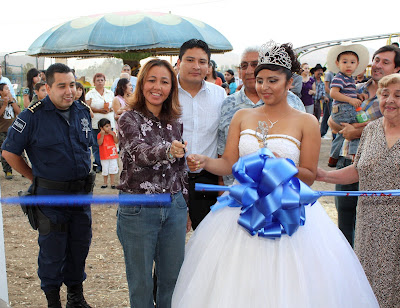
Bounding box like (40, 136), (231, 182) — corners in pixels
(81, 118), (91, 138)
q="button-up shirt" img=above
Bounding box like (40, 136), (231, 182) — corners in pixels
(85, 88), (115, 129)
(111, 76), (137, 94)
(218, 87), (263, 185)
(340, 78), (383, 157)
(2, 97), (92, 181)
(218, 86), (263, 156)
(313, 79), (326, 101)
(117, 110), (188, 200)
(179, 79), (226, 168)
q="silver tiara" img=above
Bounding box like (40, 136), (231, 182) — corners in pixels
(258, 40), (292, 70)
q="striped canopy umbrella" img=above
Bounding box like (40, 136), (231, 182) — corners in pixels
(26, 11), (233, 59)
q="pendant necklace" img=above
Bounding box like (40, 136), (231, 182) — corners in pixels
(267, 118), (279, 129)
(263, 107), (290, 129)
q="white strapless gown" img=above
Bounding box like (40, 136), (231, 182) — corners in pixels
(172, 130), (378, 308)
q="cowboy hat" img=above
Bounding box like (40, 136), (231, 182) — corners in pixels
(310, 63), (326, 74)
(326, 43), (369, 76)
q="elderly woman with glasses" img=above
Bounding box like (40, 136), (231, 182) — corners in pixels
(317, 73), (400, 308)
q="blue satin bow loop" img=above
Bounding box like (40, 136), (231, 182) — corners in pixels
(210, 148), (320, 239)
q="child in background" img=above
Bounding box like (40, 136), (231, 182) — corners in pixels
(0, 83), (21, 179)
(221, 83), (230, 95)
(76, 82), (94, 118)
(326, 44), (369, 167)
(224, 69), (237, 94)
(28, 81), (47, 106)
(75, 82), (86, 102)
(34, 81), (47, 101)
(97, 118), (119, 188)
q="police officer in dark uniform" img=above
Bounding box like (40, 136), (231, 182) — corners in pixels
(2, 63), (94, 308)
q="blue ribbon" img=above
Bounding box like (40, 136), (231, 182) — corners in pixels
(197, 149), (400, 238)
(198, 148), (321, 239)
(1, 193), (172, 207)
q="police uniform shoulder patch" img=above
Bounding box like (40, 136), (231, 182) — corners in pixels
(78, 100), (91, 110)
(27, 100), (43, 113)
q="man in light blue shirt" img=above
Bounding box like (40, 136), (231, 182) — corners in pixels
(0, 65), (16, 99)
(110, 64), (137, 94)
(177, 39), (226, 229)
(218, 47), (262, 185)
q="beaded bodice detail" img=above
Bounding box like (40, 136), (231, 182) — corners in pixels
(239, 129), (301, 165)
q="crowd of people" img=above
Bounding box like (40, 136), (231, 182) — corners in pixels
(0, 38), (399, 308)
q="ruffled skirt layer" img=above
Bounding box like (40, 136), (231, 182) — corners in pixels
(172, 202), (378, 308)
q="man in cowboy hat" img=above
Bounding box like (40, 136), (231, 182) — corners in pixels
(310, 64), (329, 121)
(328, 44), (400, 247)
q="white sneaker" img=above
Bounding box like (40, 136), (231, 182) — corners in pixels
(321, 135), (331, 140)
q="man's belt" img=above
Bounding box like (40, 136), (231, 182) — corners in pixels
(35, 175), (91, 193)
(188, 170), (214, 179)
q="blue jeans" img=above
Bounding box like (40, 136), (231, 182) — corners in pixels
(335, 157), (358, 247)
(117, 191), (187, 308)
(330, 103), (358, 158)
(320, 99), (332, 137)
(91, 128), (101, 170)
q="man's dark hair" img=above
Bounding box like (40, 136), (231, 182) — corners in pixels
(0, 83), (7, 92)
(98, 118), (111, 129)
(34, 81), (46, 91)
(179, 39), (210, 62)
(373, 44), (400, 69)
(45, 63), (72, 87)
(0, 83), (7, 91)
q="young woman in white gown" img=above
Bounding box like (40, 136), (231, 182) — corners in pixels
(171, 41), (378, 308)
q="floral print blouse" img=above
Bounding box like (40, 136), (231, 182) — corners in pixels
(117, 109), (188, 202)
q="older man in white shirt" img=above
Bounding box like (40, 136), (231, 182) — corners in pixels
(111, 64), (137, 94)
(177, 39), (226, 229)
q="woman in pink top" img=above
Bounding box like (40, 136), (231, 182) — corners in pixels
(112, 78), (133, 127)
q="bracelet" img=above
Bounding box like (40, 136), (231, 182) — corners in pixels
(166, 144), (174, 162)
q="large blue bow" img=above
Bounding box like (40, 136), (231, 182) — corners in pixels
(197, 148), (320, 239)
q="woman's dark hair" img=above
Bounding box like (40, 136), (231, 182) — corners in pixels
(225, 69), (235, 84)
(98, 118), (111, 129)
(210, 61), (217, 79)
(26, 68), (40, 101)
(75, 82), (85, 102)
(127, 59), (181, 123)
(255, 43), (301, 81)
(205, 62), (217, 80)
(115, 78), (130, 97)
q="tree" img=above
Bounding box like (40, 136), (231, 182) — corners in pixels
(76, 58), (124, 86)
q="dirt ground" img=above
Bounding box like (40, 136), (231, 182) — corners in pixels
(1, 135), (337, 308)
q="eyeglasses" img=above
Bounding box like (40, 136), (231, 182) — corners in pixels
(239, 61), (258, 70)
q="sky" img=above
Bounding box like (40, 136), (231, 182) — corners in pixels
(2, 0), (399, 69)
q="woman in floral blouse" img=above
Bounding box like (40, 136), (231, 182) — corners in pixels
(116, 58), (190, 308)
